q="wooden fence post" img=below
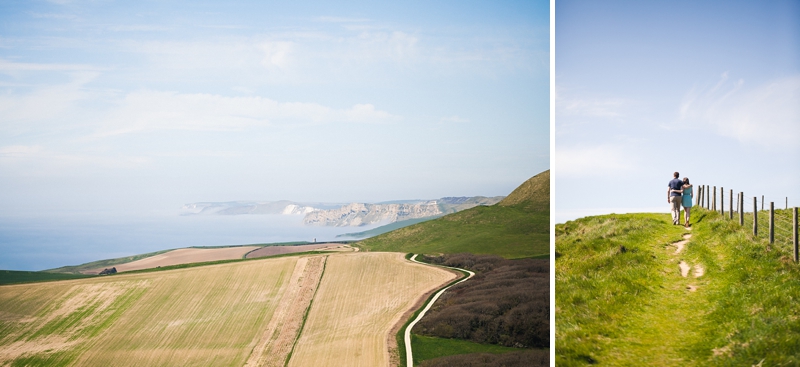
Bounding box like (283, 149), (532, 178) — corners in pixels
(769, 202), (774, 245)
(729, 189), (733, 219)
(762, 195), (764, 211)
(794, 207), (798, 263)
(702, 185), (706, 209)
(721, 187), (725, 216)
(707, 185), (711, 210)
(713, 186), (717, 211)
(739, 192), (744, 226)
(699, 185), (703, 207)
(754, 197), (758, 236)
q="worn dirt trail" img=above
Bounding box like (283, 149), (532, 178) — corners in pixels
(601, 230), (709, 364)
(673, 232), (705, 296)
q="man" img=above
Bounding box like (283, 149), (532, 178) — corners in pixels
(668, 171), (683, 225)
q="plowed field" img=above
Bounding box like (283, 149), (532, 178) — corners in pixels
(288, 252), (457, 367)
(0, 252), (455, 366)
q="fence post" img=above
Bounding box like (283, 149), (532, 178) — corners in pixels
(762, 195), (764, 211)
(701, 185), (705, 208)
(713, 186), (717, 211)
(753, 197), (758, 236)
(707, 185), (711, 210)
(769, 202), (774, 245)
(699, 185), (703, 207)
(729, 189), (733, 219)
(794, 207), (798, 263)
(721, 187), (725, 216)
(739, 192), (744, 226)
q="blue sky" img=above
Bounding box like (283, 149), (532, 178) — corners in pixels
(0, 0), (549, 216)
(555, 1), (800, 223)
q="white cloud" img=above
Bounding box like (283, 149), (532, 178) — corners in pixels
(0, 59), (95, 72)
(678, 73), (800, 148)
(92, 90), (399, 137)
(0, 145), (44, 157)
(556, 145), (636, 177)
(556, 87), (631, 119)
(259, 41), (293, 69)
(0, 144), (148, 171)
(0, 72), (98, 126)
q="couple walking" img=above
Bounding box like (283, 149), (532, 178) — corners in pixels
(668, 171), (693, 227)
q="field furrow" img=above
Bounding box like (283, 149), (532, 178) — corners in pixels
(287, 252), (456, 367)
(245, 255), (327, 367)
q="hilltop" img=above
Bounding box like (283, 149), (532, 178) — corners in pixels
(355, 170), (549, 259)
(556, 209), (800, 365)
(497, 170), (549, 211)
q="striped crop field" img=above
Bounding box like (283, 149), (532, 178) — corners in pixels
(0, 256), (299, 366)
(0, 252), (456, 366)
(288, 252), (457, 367)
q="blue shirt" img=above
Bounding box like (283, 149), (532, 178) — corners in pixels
(669, 178), (683, 196)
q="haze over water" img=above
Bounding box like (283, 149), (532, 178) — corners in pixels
(0, 213), (365, 271)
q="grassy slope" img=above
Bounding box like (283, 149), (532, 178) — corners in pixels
(556, 209), (800, 366)
(0, 270), (93, 285)
(411, 335), (521, 364)
(356, 170), (549, 259)
(336, 216), (443, 239)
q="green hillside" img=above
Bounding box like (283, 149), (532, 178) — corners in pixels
(556, 208), (800, 366)
(356, 170), (549, 258)
(336, 216), (443, 239)
(0, 270), (93, 285)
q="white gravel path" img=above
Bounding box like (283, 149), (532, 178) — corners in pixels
(404, 254), (475, 367)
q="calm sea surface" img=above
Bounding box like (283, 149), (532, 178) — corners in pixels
(0, 213), (362, 271)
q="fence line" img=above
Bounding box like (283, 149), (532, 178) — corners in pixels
(696, 183), (799, 263)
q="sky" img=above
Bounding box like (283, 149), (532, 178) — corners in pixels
(555, 1), (800, 223)
(0, 0), (550, 217)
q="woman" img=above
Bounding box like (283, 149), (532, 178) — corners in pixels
(671, 178), (693, 227)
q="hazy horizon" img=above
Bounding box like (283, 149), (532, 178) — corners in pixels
(0, 1), (550, 219)
(0, 1), (549, 270)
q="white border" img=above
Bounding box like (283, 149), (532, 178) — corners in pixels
(549, 0), (556, 364)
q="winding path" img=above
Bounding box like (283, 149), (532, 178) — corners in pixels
(404, 254), (475, 367)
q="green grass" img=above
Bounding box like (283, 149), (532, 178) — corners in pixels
(556, 209), (800, 366)
(356, 170), (549, 259)
(410, 334), (524, 364)
(0, 270), (93, 285)
(396, 257), (471, 367)
(356, 205), (548, 259)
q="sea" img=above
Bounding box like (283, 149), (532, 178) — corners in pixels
(0, 213), (367, 271)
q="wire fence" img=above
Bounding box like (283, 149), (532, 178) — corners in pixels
(695, 184), (799, 262)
